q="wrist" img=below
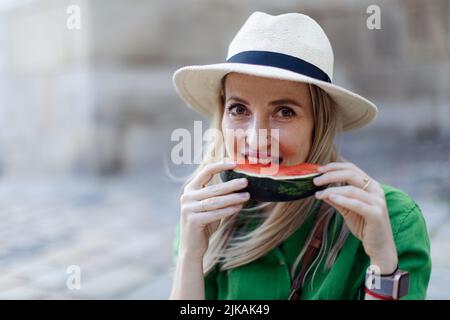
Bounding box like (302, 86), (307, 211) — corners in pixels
(365, 260), (410, 300)
(370, 255), (398, 275)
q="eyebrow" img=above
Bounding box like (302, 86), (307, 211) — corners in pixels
(226, 96), (303, 108)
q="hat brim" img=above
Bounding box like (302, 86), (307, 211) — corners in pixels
(173, 63), (378, 131)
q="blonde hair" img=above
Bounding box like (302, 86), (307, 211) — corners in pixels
(181, 74), (350, 288)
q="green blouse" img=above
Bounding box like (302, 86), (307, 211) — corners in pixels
(172, 183), (432, 300)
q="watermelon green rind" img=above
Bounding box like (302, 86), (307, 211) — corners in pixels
(220, 169), (327, 202)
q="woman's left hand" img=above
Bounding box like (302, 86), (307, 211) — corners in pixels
(313, 161), (398, 274)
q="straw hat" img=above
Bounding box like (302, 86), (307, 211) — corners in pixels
(173, 11), (378, 131)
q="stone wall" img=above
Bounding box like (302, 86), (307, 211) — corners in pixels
(0, 0), (448, 177)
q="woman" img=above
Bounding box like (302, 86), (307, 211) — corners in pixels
(170, 12), (431, 300)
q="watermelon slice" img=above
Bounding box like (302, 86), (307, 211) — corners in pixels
(220, 162), (327, 202)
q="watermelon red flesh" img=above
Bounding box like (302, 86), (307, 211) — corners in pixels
(233, 162), (321, 180)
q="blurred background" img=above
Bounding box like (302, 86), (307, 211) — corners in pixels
(0, 0), (448, 299)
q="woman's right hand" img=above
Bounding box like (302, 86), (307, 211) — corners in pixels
(178, 161), (250, 259)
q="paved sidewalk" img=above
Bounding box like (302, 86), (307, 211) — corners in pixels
(0, 133), (449, 299)
(0, 174), (178, 299)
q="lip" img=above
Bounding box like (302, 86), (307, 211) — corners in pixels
(242, 153), (282, 164)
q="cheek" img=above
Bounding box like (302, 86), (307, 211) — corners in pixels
(277, 123), (313, 158)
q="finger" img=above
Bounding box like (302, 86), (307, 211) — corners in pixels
(187, 178), (248, 201)
(314, 169), (366, 189)
(322, 197), (366, 239)
(322, 198), (349, 217)
(319, 162), (364, 175)
(318, 163), (383, 195)
(326, 193), (374, 218)
(315, 185), (381, 206)
(190, 192), (250, 212)
(188, 161), (237, 190)
(195, 205), (243, 225)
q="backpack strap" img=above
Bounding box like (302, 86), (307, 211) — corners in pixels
(288, 201), (331, 300)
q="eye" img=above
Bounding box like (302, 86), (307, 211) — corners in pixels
(274, 106), (296, 119)
(227, 103), (250, 117)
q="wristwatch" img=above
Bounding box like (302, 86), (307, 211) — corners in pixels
(365, 265), (410, 300)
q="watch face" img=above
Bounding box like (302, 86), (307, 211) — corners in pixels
(398, 272), (410, 297)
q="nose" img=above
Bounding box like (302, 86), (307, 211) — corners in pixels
(246, 115), (271, 153)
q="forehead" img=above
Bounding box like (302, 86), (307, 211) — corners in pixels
(223, 72), (310, 99)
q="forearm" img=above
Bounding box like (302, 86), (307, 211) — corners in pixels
(170, 252), (205, 300)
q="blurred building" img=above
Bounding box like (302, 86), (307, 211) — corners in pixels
(0, 0), (448, 177)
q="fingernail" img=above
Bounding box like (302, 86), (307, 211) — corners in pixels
(238, 178), (248, 185)
(241, 192), (250, 199)
(317, 166), (325, 172)
(315, 191), (323, 197)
